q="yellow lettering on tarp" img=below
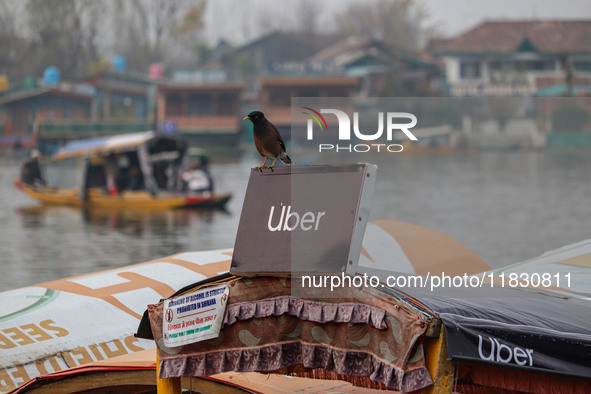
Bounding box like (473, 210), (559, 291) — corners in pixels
(21, 323), (52, 342)
(2, 335), (150, 392)
(0, 332), (16, 349)
(0, 320), (69, 350)
(2, 327), (35, 346)
(39, 319), (69, 338)
(89, 344), (105, 361)
(41, 257), (232, 319)
(124, 335), (144, 352)
(0, 368), (15, 391)
(36, 356), (62, 375)
(8, 364), (30, 389)
(100, 339), (127, 358)
(44, 272), (177, 320)
(61, 351), (76, 369)
(69, 346), (94, 366)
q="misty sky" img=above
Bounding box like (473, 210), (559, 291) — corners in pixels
(203, 0), (591, 45)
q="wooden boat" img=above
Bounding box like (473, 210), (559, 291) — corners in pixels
(3, 221), (591, 393)
(14, 131), (231, 210)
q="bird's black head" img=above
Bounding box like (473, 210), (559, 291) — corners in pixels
(243, 111), (266, 124)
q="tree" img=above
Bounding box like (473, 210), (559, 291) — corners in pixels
(25, 0), (104, 78)
(110, 0), (207, 72)
(295, 0), (322, 37)
(0, 0), (28, 79)
(333, 0), (431, 53)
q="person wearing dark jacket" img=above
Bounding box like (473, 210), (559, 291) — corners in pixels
(20, 149), (46, 187)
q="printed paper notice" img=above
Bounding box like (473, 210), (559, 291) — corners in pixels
(163, 284), (229, 347)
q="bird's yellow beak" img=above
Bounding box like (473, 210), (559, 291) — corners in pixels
(243, 116), (251, 120)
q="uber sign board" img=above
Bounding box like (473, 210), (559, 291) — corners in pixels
(231, 163), (377, 276)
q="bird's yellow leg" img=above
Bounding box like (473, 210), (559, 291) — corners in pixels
(267, 157), (278, 168)
(256, 157), (268, 171)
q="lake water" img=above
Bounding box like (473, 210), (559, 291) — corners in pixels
(1, 148), (590, 291)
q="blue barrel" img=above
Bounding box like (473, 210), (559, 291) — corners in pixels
(111, 56), (127, 72)
(43, 67), (60, 85)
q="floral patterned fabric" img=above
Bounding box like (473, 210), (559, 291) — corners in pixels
(148, 277), (433, 392)
(224, 295), (388, 329)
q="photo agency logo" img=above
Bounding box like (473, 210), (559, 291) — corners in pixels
(302, 106), (418, 153)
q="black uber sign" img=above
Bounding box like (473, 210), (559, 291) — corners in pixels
(231, 164), (377, 276)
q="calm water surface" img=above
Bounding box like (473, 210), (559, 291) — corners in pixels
(1, 149), (590, 291)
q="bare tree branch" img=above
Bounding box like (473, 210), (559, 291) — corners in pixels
(334, 0), (431, 53)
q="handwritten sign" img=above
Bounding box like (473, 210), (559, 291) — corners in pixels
(162, 284), (229, 347)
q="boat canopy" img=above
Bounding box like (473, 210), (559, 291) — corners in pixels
(53, 131), (157, 161)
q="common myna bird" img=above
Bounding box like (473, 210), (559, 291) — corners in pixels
(243, 111), (292, 169)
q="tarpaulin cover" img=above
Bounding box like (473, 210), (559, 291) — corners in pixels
(409, 286), (591, 378)
(361, 239), (591, 379)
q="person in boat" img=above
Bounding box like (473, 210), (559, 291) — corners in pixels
(113, 153), (142, 192)
(126, 163), (144, 191)
(20, 149), (46, 187)
(104, 154), (120, 196)
(181, 156), (214, 195)
(153, 161), (169, 190)
(86, 156), (107, 189)
(114, 154), (130, 193)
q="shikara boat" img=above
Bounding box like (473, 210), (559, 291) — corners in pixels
(14, 131), (231, 210)
(4, 220), (591, 393)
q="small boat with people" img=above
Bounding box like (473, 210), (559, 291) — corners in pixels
(14, 131), (231, 209)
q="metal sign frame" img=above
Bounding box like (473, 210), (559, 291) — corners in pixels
(231, 163), (377, 277)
